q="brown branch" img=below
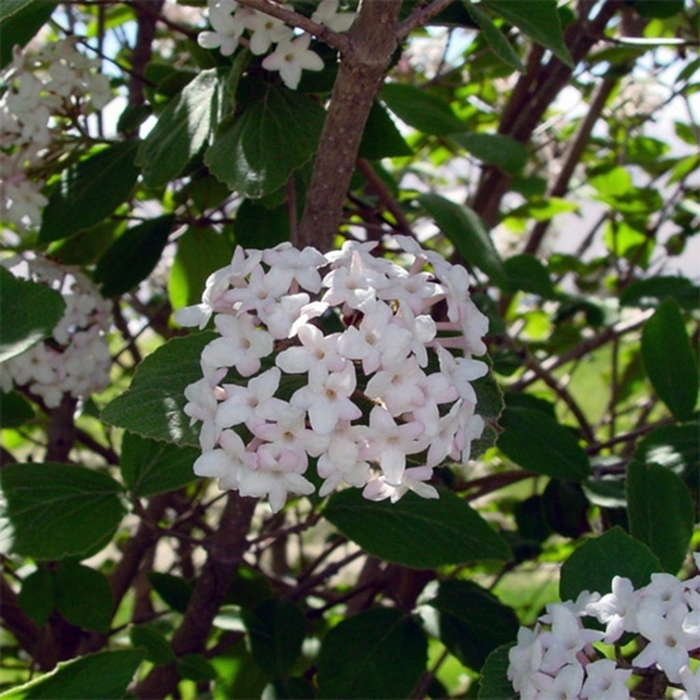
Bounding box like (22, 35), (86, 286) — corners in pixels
(128, 0), (165, 108)
(524, 76), (618, 256)
(356, 159), (414, 235)
(133, 493), (256, 700)
(0, 576), (41, 657)
(297, 0), (404, 252)
(397, 0), (459, 40)
(45, 395), (78, 462)
(235, 0), (349, 53)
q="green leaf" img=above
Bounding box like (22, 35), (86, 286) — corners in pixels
(626, 0), (685, 18)
(635, 423), (699, 480)
(148, 572), (193, 613)
(0, 267), (66, 362)
(54, 561), (113, 633)
(419, 193), (506, 285)
(324, 487), (511, 568)
(205, 82), (325, 198)
(620, 276), (699, 311)
(101, 332), (216, 446)
(138, 68), (231, 187)
(17, 567), (55, 626)
(381, 83), (466, 136)
(358, 101), (413, 159)
(168, 227), (234, 311)
(641, 298), (698, 420)
(94, 215), (174, 297)
(451, 132), (528, 174)
(0, 1), (56, 68)
(478, 643), (517, 700)
(234, 199), (290, 249)
(559, 526), (661, 602)
(177, 654), (217, 682)
(242, 600), (306, 679)
(0, 391), (34, 429)
(502, 254), (554, 297)
(462, 1), (524, 71)
(626, 461), (694, 574)
(130, 625), (176, 666)
(0, 463), (127, 560)
(498, 406), (590, 481)
(0, 650), (143, 700)
(39, 140), (140, 244)
(427, 580), (519, 671)
(120, 432), (199, 498)
(482, 0), (572, 66)
(317, 608), (427, 699)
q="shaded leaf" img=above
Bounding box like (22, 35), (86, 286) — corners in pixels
(317, 608), (427, 699)
(242, 600), (306, 679)
(54, 561), (113, 633)
(559, 526), (661, 602)
(235, 199), (290, 249)
(148, 572), (193, 613)
(0, 0), (56, 68)
(427, 580), (519, 670)
(0, 650), (143, 700)
(502, 254), (554, 297)
(451, 132), (528, 174)
(462, 0), (524, 71)
(478, 643), (517, 700)
(130, 626), (175, 666)
(381, 83), (466, 136)
(17, 567), (55, 626)
(0, 267), (66, 362)
(620, 276), (699, 311)
(358, 101), (413, 159)
(39, 141), (140, 243)
(498, 406), (590, 481)
(324, 487), (511, 568)
(177, 654), (217, 682)
(419, 193), (506, 285)
(482, 0), (572, 66)
(101, 332), (216, 446)
(94, 215), (174, 297)
(641, 298), (698, 420)
(138, 68), (232, 187)
(0, 463), (126, 560)
(120, 432), (199, 498)
(626, 461), (694, 574)
(205, 82), (325, 198)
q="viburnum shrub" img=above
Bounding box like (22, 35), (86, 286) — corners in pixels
(177, 237), (489, 511)
(508, 555), (700, 700)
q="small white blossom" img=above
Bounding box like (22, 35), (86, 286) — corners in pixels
(261, 33), (324, 90)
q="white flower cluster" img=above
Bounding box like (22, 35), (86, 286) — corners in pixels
(0, 38), (111, 231)
(176, 238), (489, 512)
(197, 0), (354, 89)
(1, 256), (112, 408)
(508, 556), (700, 700)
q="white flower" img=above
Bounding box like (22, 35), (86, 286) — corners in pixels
(311, 0), (355, 32)
(363, 466), (438, 503)
(586, 575), (639, 642)
(245, 9), (294, 55)
(261, 33), (324, 90)
(275, 322), (346, 381)
(216, 367), (287, 430)
(581, 659), (631, 699)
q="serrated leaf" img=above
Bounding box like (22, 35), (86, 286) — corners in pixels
(138, 68), (232, 187)
(559, 526), (661, 602)
(120, 432), (199, 498)
(0, 463), (126, 560)
(324, 487), (511, 568)
(641, 298), (698, 420)
(101, 332), (216, 446)
(0, 650), (143, 700)
(626, 461), (694, 574)
(317, 608), (427, 699)
(419, 193), (506, 285)
(358, 101), (413, 159)
(39, 140), (140, 243)
(381, 83), (466, 136)
(478, 643), (517, 700)
(427, 580), (519, 671)
(94, 215), (174, 297)
(54, 561), (113, 633)
(0, 0), (56, 68)
(168, 227), (234, 311)
(498, 406), (590, 481)
(463, 0), (524, 71)
(205, 82), (325, 198)
(242, 600), (306, 679)
(451, 132), (528, 174)
(0, 267), (66, 362)
(482, 0), (572, 66)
